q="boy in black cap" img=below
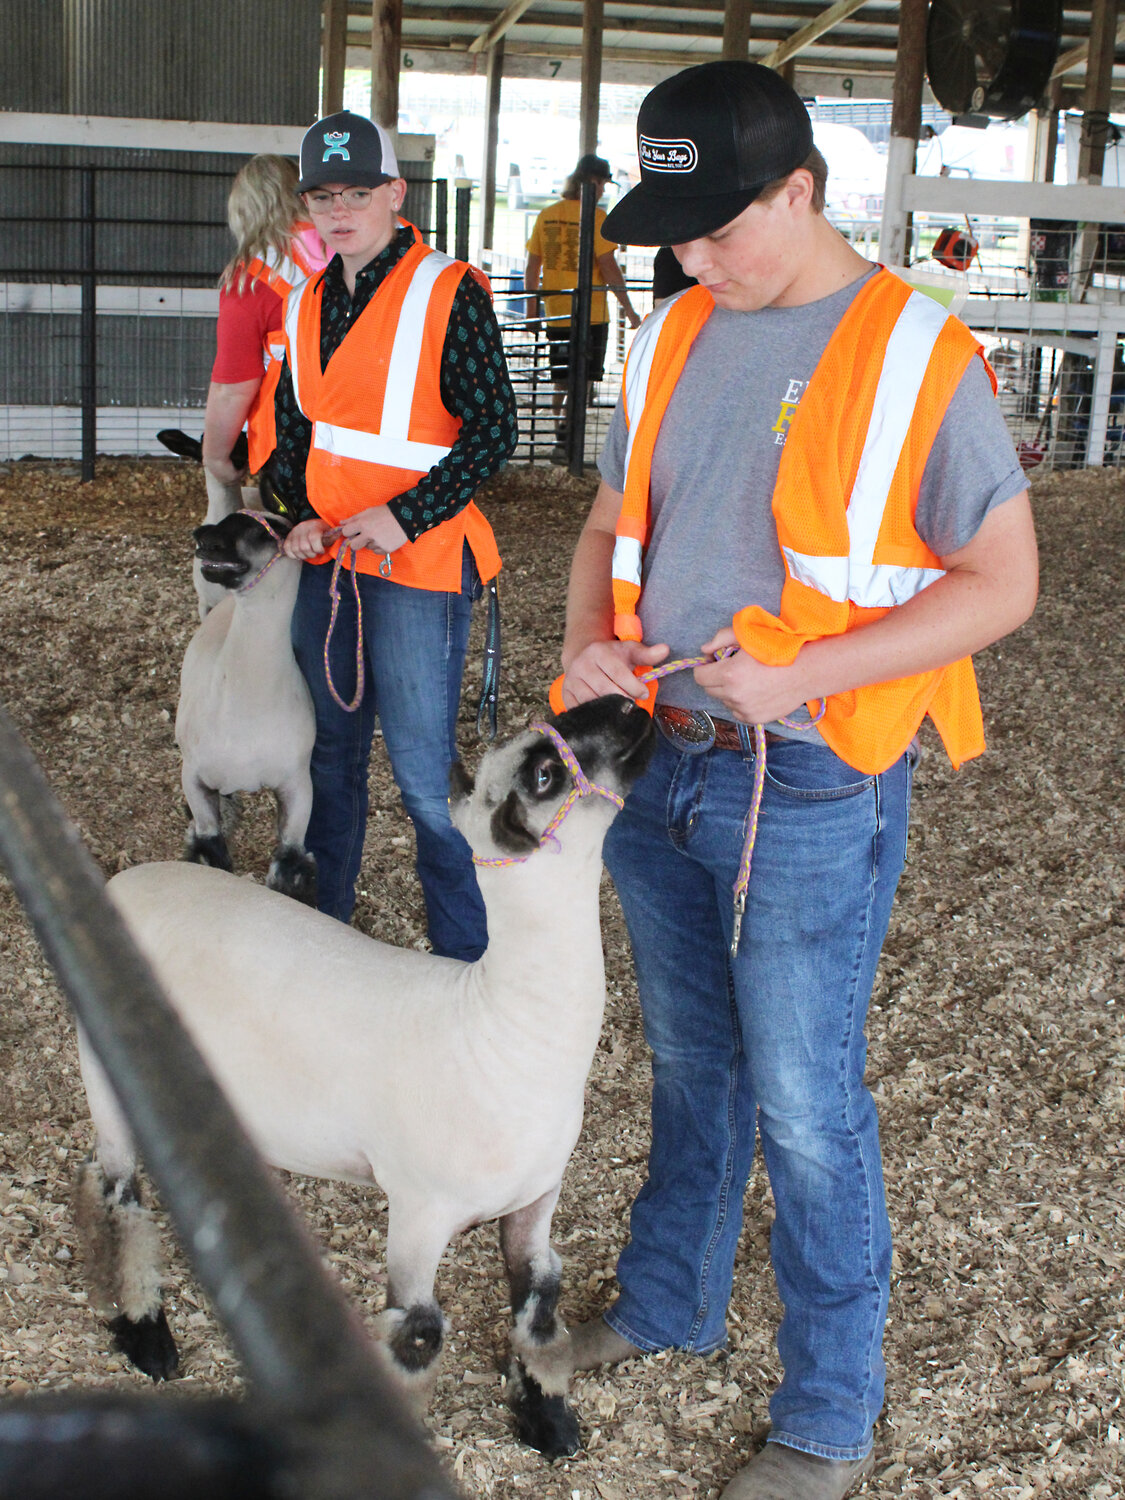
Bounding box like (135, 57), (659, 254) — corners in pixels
(554, 61), (1037, 1500)
(524, 152), (641, 459)
(272, 110), (517, 961)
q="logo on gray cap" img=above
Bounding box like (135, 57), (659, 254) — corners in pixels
(322, 131), (351, 162)
(639, 135), (699, 173)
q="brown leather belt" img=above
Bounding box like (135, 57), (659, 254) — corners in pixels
(655, 703), (784, 752)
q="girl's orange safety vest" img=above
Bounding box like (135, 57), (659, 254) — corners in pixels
(243, 222), (325, 474)
(282, 223), (500, 591)
(613, 269), (993, 775)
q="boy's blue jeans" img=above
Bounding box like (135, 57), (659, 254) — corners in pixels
(601, 729), (914, 1460)
(290, 552), (487, 961)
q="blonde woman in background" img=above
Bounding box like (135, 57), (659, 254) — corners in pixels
(202, 154), (326, 490)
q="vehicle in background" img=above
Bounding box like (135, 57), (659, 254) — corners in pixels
(813, 121), (887, 222)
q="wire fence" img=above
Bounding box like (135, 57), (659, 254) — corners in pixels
(3, 163), (1123, 474)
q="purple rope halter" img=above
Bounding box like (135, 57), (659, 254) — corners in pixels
(472, 721), (625, 869)
(238, 510), (290, 592)
(639, 649), (825, 957)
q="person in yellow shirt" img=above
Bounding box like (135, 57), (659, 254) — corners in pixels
(525, 153), (640, 459)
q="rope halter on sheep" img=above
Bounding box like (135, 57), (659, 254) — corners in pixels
(529, 652), (826, 957)
(236, 510), (291, 592)
(471, 721), (625, 871)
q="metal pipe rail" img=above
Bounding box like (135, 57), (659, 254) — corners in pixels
(0, 698), (461, 1500)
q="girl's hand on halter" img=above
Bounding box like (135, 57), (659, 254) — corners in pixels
(560, 639), (669, 709)
(338, 506), (409, 556)
(695, 627), (810, 725)
(283, 519), (333, 560)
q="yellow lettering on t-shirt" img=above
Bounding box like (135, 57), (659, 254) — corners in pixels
(771, 401), (799, 435)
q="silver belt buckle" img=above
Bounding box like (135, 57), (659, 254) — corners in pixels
(660, 708), (716, 755)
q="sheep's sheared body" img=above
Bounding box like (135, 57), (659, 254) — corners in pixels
(174, 511), (316, 903)
(93, 851), (606, 1227)
(78, 696), (655, 1454)
(176, 562), (314, 804)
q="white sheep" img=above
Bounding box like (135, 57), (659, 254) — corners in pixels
(176, 509), (316, 905)
(75, 694), (655, 1458)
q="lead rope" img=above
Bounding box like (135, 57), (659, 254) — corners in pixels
(321, 544), (367, 714)
(638, 650), (824, 957)
(472, 722), (625, 870)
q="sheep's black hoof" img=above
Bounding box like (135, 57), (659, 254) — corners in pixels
(388, 1303), (444, 1374)
(109, 1310), (179, 1381)
(268, 847), (318, 906)
(507, 1359), (582, 1459)
(183, 832), (233, 872)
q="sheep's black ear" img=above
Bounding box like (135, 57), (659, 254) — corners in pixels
(490, 790), (539, 855)
(157, 429), (202, 462)
(449, 760), (474, 800)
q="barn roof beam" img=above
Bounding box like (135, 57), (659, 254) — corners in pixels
(404, 33), (899, 62)
(1052, 15), (1125, 77)
(761, 0), (872, 69)
(467, 0), (537, 54)
(373, 8), (899, 41)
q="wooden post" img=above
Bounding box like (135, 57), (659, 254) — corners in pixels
(579, 0), (604, 158)
(722, 0), (753, 61)
(371, 0), (402, 130)
(877, 0), (927, 267)
(478, 40), (505, 268)
(322, 0), (348, 116)
(1077, 0), (1119, 183)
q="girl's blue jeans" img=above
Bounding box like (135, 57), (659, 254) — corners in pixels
(290, 551), (487, 961)
(601, 729), (915, 1460)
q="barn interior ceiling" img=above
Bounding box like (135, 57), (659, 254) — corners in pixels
(338, 1), (1125, 104)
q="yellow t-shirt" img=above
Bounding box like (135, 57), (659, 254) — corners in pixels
(526, 197), (615, 325)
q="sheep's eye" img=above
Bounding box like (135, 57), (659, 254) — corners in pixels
(533, 758), (558, 795)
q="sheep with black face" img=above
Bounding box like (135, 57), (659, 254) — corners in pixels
(176, 508), (316, 904)
(76, 695), (654, 1458)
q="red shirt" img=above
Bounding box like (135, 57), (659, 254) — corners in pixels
(211, 282), (283, 383)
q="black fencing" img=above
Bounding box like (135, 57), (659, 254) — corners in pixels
(1, 156), (639, 472)
(0, 698), (462, 1500)
(0, 159), (453, 477)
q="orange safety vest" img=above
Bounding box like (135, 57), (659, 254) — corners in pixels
(611, 269), (993, 775)
(244, 222), (324, 474)
(282, 222), (500, 590)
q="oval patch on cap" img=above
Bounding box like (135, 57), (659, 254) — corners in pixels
(639, 136), (699, 173)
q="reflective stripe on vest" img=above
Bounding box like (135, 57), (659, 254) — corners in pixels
(611, 296), (681, 628)
(246, 228), (322, 297)
(285, 248), (456, 475)
(781, 288), (949, 609)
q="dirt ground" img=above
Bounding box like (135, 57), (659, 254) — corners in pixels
(0, 457), (1121, 1499)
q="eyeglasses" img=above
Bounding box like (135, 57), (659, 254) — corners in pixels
(304, 187), (375, 212)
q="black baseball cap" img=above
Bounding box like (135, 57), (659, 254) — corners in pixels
(602, 61), (814, 246)
(574, 153), (613, 180)
(297, 111), (400, 193)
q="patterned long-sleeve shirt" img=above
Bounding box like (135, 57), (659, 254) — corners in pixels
(271, 224), (518, 540)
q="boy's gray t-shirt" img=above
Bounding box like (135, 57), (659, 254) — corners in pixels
(598, 269), (1028, 727)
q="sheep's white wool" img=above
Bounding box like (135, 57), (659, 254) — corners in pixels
(79, 697), (654, 1453)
